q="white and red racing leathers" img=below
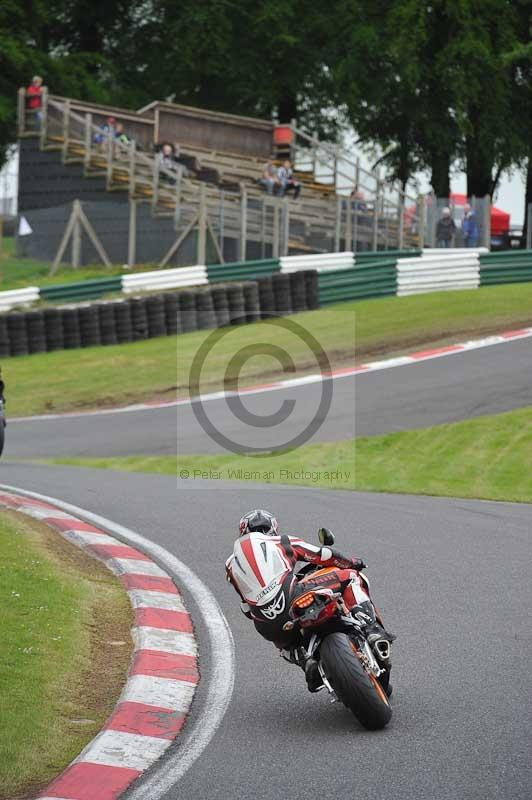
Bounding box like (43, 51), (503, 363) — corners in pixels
(225, 532), (370, 629)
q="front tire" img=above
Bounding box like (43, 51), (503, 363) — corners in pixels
(320, 632), (392, 730)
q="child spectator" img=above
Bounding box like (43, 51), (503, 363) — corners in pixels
(436, 207), (456, 248)
(258, 157), (280, 195)
(277, 159), (301, 199)
(26, 76), (43, 128)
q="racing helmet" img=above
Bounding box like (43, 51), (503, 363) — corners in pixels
(239, 509), (279, 537)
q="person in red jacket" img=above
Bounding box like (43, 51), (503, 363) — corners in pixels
(26, 76), (43, 128)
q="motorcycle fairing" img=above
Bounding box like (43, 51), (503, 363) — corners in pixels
(230, 532), (294, 605)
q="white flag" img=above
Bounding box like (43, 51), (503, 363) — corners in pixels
(18, 216), (32, 236)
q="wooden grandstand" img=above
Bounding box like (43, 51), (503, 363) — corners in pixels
(17, 88), (421, 263)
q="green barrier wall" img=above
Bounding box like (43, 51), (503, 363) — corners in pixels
(479, 250), (532, 286)
(40, 276), (123, 302)
(207, 258), (280, 283)
(318, 262), (397, 305)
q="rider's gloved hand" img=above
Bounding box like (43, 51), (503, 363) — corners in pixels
(351, 557), (366, 571)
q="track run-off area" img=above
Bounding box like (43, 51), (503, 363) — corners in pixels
(2, 333), (531, 800)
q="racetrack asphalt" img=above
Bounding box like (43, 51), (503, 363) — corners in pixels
(5, 336), (532, 458)
(2, 461), (531, 800)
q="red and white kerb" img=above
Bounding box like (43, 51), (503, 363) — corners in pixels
(0, 491), (199, 800)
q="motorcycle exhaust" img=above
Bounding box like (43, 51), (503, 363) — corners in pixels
(373, 638), (391, 661)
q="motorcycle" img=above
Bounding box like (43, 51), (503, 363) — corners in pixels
(0, 371), (5, 457)
(283, 527), (392, 730)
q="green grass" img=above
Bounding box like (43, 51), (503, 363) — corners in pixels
(0, 236), (172, 291)
(0, 510), (132, 799)
(3, 280), (532, 417)
(0, 237), (127, 290)
(49, 407), (532, 503)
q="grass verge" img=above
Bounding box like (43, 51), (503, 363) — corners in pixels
(3, 281), (532, 417)
(48, 406), (532, 503)
(0, 510), (132, 800)
(0, 237), (130, 290)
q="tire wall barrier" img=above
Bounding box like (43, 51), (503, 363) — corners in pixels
(0, 270), (320, 358)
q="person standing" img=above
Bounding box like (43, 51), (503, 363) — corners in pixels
(462, 204), (479, 247)
(26, 76), (43, 128)
(436, 207), (456, 248)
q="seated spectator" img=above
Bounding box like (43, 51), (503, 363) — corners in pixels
(277, 159), (301, 199)
(257, 157), (280, 195)
(436, 207), (456, 248)
(157, 142), (179, 184)
(94, 116), (116, 146)
(26, 76), (43, 128)
(114, 121), (131, 145)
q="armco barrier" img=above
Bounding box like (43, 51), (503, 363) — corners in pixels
(40, 276), (122, 303)
(122, 265), (207, 293)
(280, 252), (354, 273)
(479, 250), (532, 286)
(318, 262), (397, 306)
(356, 249), (421, 263)
(0, 286), (40, 312)
(207, 258), (279, 283)
(397, 253), (480, 296)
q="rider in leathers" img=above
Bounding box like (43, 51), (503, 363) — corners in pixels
(226, 509), (394, 693)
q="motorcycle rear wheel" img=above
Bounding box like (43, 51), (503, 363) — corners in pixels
(320, 632), (392, 730)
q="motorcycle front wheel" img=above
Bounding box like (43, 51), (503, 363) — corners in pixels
(320, 632), (392, 730)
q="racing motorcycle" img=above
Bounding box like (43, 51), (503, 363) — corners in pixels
(0, 370), (5, 457)
(283, 528), (392, 730)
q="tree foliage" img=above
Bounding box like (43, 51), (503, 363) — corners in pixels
(0, 0), (531, 206)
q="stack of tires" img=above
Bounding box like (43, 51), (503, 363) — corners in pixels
(61, 308), (81, 349)
(146, 295), (167, 338)
(98, 303), (118, 346)
(43, 308), (64, 351)
(26, 311), (47, 354)
(78, 305), (101, 347)
(0, 317), (10, 357)
(7, 314), (28, 356)
(113, 301), (133, 343)
(0, 269), (320, 357)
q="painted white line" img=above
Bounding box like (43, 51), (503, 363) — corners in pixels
(9, 326), (532, 424)
(75, 730), (169, 771)
(0, 482), (235, 800)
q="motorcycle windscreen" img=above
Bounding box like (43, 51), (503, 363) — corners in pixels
(232, 534), (291, 605)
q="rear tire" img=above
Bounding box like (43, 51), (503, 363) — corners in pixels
(320, 632), (392, 730)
